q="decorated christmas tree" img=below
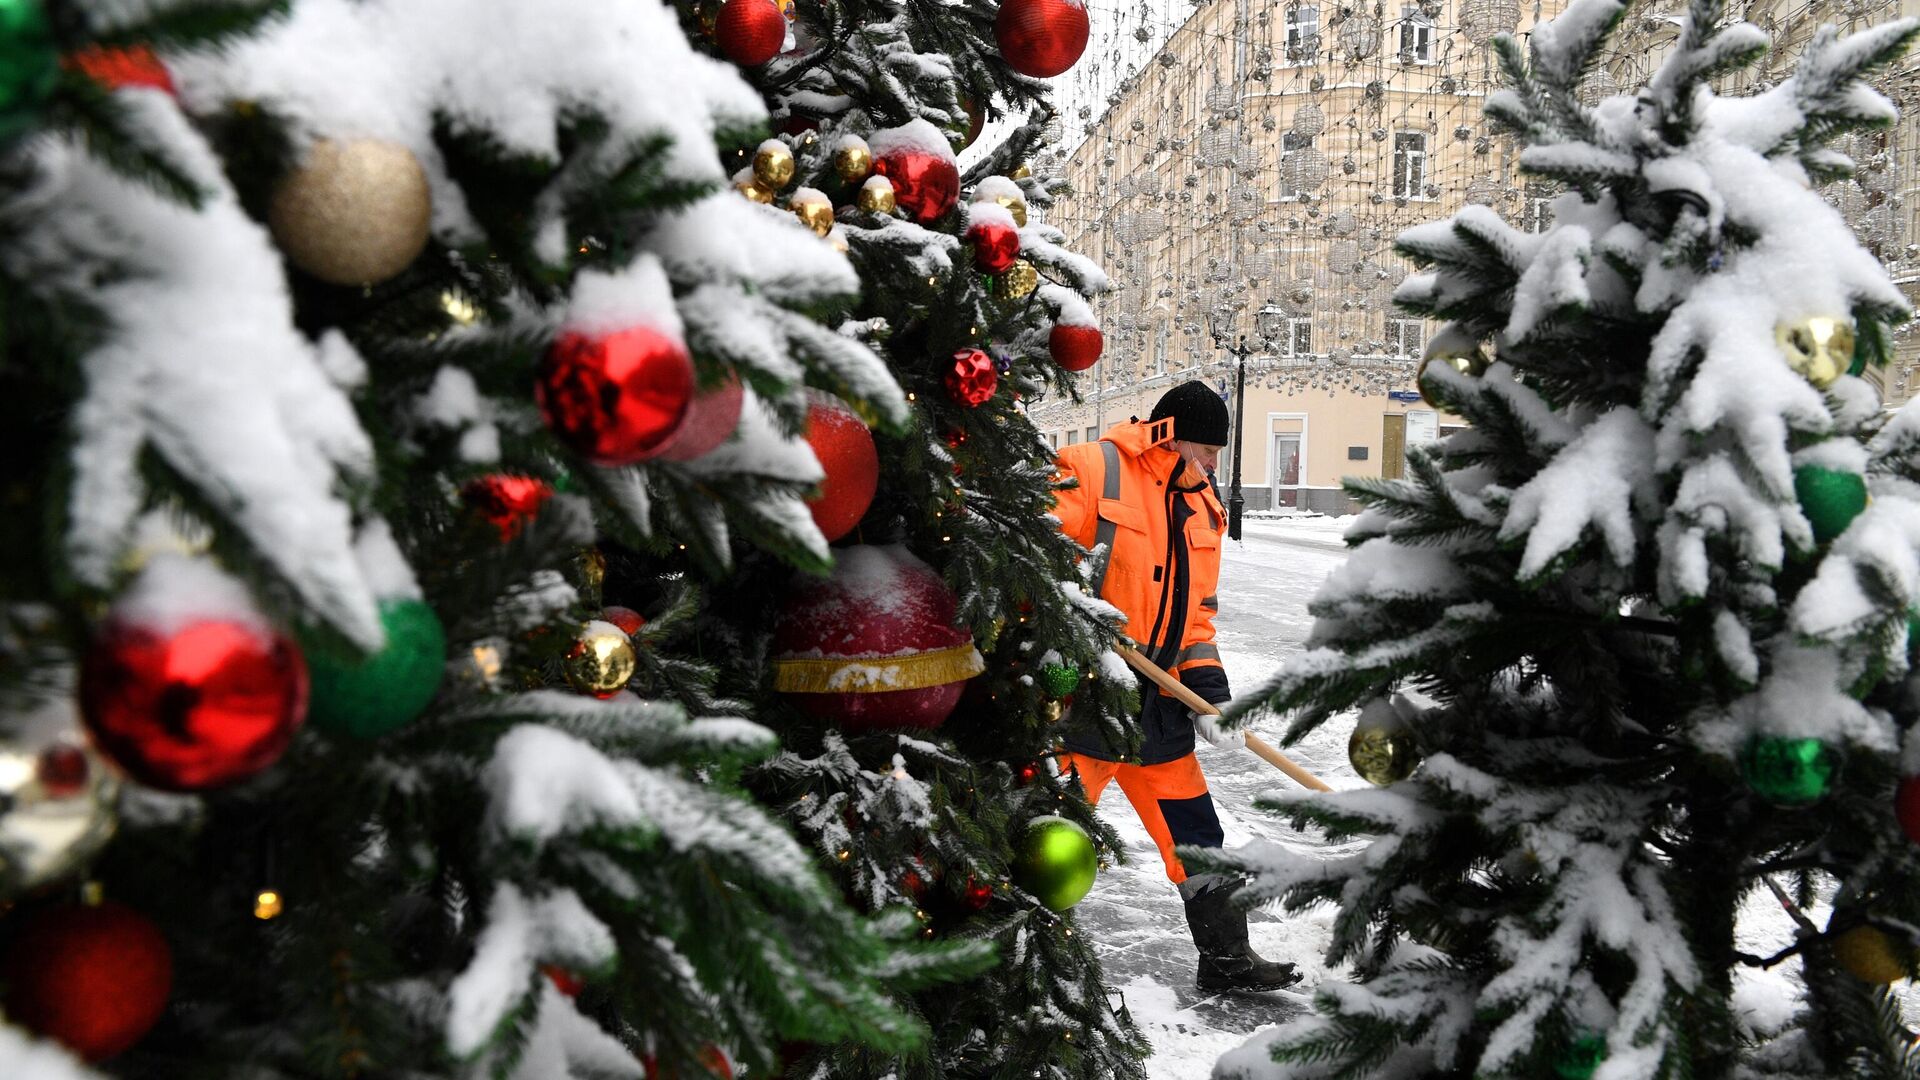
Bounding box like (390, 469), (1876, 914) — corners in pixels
(1204, 1), (1920, 1077)
(0, 0), (1136, 1076)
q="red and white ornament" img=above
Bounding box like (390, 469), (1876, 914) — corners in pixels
(538, 324), (695, 466)
(462, 474), (554, 541)
(772, 545), (985, 732)
(870, 120), (960, 224)
(964, 203), (1021, 274)
(656, 373), (744, 462)
(1, 901), (172, 1061)
(714, 0), (786, 65)
(946, 348), (998, 407)
(995, 0), (1090, 78)
(802, 391), (880, 543)
(1050, 323), (1103, 371)
(79, 560), (308, 793)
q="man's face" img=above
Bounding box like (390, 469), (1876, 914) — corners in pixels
(1172, 440), (1224, 475)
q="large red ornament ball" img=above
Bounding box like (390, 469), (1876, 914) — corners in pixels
(966, 216), (1021, 274)
(656, 373), (744, 462)
(64, 45), (174, 94)
(802, 392), (879, 542)
(995, 0), (1090, 78)
(80, 617), (308, 792)
(1898, 775), (1920, 845)
(538, 326), (695, 467)
(2, 902), (172, 1061)
(871, 123), (960, 224)
(715, 0), (786, 65)
(946, 348), (998, 408)
(601, 606), (648, 636)
(1050, 323), (1103, 372)
(462, 474), (554, 541)
(772, 545), (984, 732)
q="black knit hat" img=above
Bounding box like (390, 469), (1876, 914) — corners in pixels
(1150, 381), (1230, 446)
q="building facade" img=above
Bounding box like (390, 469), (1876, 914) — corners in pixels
(1029, 0), (1920, 514)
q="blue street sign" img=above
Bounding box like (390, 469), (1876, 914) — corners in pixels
(1387, 390), (1423, 403)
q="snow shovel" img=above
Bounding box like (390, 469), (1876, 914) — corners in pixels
(1115, 642), (1333, 793)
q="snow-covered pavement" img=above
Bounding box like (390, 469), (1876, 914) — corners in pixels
(1076, 515), (1361, 1080)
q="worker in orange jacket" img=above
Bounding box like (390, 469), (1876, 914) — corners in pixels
(1052, 381), (1298, 992)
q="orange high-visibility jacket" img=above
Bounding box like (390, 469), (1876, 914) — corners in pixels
(1053, 415), (1230, 763)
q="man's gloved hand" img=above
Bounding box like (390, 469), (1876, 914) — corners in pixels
(1192, 710), (1244, 750)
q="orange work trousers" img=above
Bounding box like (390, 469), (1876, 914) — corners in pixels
(1061, 751), (1225, 884)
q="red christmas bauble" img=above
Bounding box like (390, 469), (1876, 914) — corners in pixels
(945, 348), (998, 408)
(601, 606), (647, 636)
(803, 392), (879, 543)
(715, 0), (786, 65)
(463, 475), (554, 541)
(966, 218), (1020, 274)
(772, 545), (984, 732)
(1050, 324), (1103, 372)
(80, 617), (308, 792)
(538, 326), (695, 466)
(996, 0), (1090, 78)
(871, 128), (960, 224)
(656, 373), (744, 462)
(64, 45), (174, 94)
(1898, 775), (1920, 845)
(541, 963), (585, 998)
(963, 877), (993, 910)
(2, 902), (172, 1061)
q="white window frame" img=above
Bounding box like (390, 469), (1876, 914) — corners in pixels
(1284, 5), (1319, 64)
(1279, 317), (1313, 358)
(1268, 413), (1310, 507)
(1389, 319), (1425, 359)
(1526, 196), (1554, 234)
(1278, 132), (1314, 199)
(1393, 132), (1428, 200)
(1084, 425), (1099, 443)
(1398, 5), (1434, 62)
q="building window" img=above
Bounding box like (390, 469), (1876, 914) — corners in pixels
(1389, 319), (1424, 358)
(1398, 5), (1433, 62)
(1285, 5), (1319, 63)
(1085, 426), (1099, 443)
(1393, 132), (1427, 198)
(1281, 318), (1313, 357)
(1526, 196), (1554, 233)
(1279, 132), (1314, 198)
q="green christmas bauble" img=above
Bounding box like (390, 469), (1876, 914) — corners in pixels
(0, 0), (56, 144)
(1012, 816), (1097, 911)
(1037, 662), (1080, 699)
(1794, 464), (1867, 546)
(308, 597), (446, 739)
(1742, 735), (1838, 805)
(1554, 1033), (1607, 1080)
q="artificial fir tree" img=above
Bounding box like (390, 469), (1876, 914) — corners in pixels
(1207, 2), (1920, 1077)
(0, 0), (1109, 1075)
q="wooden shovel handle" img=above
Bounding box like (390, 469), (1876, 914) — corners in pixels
(1114, 642), (1334, 793)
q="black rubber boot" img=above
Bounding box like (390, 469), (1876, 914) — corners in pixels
(1182, 878), (1301, 992)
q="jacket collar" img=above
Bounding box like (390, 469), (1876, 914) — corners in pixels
(1101, 417), (1177, 459)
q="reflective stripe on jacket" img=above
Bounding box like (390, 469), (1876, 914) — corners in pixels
(1053, 416), (1230, 763)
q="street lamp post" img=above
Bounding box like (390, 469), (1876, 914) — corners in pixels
(1209, 304), (1284, 541)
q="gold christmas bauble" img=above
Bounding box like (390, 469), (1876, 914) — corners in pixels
(1832, 924), (1914, 984)
(993, 193), (1028, 227)
(753, 141), (796, 190)
(1010, 163), (1032, 180)
(793, 197), (835, 237)
(834, 137), (873, 184)
(575, 547), (606, 593)
(1776, 316), (1854, 389)
(1348, 703), (1420, 786)
(736, 178), (776, 204)
(269, 137), (433, 287)
(563, 621), (637, 699)
(994, 259), (1039, 300)
(1416, 345), (1488, 408)
(857, 176), (897, 215)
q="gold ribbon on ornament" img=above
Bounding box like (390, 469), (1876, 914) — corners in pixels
(772, 642), (985, 694)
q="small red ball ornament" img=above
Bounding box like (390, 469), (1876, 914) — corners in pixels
(963, 877), (994, 910)
(946, 348), (998, 407)
(714, 0), (786, 65)
(2, 902), (172, 1061)
(1049, 324), (1103, 372)
(802, 392), (879, 542)
(538, 326), (695, 466)
(36, 742), (91, 798)
(656, 373), (744, 462)
(772, 545), (985, 732)
(541, 963), (585, 998)
(64, 45), (174, 94)
(80, 617), (308, 792)
(462, 475), (554, 541)
(995, 0), (1090, 78)
(871, 123), (960, 224)
(966, 216), (1021, 274)
(601, 606), (647, 636)
(1897, 775), (1920, 845)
